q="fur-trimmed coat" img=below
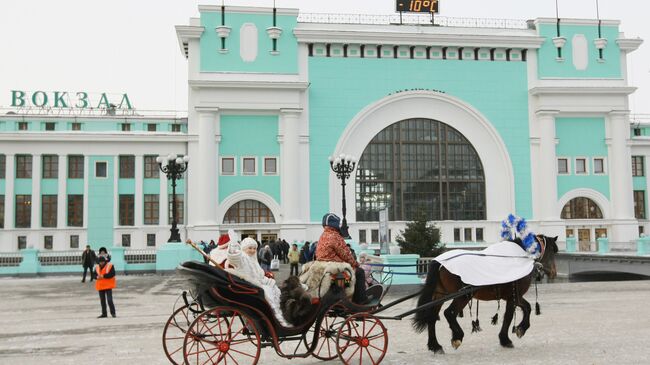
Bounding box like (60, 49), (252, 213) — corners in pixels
(299, 260), (356, 298)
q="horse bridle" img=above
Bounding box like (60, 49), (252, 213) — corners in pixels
(534, 235), (547, 262)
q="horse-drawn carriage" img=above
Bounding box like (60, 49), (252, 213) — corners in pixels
(162, 233), (558, 365)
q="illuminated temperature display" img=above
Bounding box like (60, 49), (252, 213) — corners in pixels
(396, 0), (439, 13)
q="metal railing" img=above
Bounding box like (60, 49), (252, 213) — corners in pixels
(0, 253), (23, 267)
(125, 249), (157, 264)
(38, 251), (82, 266)
(298, 13), (530, 29)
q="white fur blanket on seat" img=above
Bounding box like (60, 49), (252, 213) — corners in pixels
(299, 261), (356, 298)
(434, 241), (534, 286)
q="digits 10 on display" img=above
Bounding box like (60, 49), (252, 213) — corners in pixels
(396, 0), (439, 13)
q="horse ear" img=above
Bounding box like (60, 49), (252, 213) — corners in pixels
(553, 236), (558, 241)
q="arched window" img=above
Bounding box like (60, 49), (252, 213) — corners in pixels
(223, 200), (275, 224)
(355, 118), (486, 221)
(561, 197), (603, 219)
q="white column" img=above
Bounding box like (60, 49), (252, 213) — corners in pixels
(195, 109), (218, 226)
(280, 109), (302, 223)
(31, 154), (41, 230)
(609, 111), (635, 219)
(536, 111), (560, 220)
(4, 155), (15, 230)
(134, 155), (144, 227)
(159, 160), (168, 229)
(57, 155), (67, 229)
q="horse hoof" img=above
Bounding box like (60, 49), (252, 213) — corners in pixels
(516, 328), (525, 338)
(430, 347), (445, 354)
(451, 340), (462, 349)
(501, 342), (514, 348)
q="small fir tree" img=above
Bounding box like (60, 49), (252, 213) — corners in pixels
(396, 211), (444, 257)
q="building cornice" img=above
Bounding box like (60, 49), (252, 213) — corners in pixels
(293, 26), (545, 48)
(0, 133), (189, 143)
(533, 18), (620, 27)
(175, 25), (205, 58)
(198, 5), (299, 16)
(616, 38), (643, 53)
(189, 80), (309, 90)
(530, 86), (637, 96)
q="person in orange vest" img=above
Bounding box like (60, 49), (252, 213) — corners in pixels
(95, 256), (116, 318)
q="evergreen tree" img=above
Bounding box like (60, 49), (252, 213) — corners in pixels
(396, 211), (444, 257)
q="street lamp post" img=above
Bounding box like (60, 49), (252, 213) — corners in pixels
(329, 154), (357, 239)
(157, 154), (190, 242)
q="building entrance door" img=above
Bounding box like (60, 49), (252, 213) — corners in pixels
(261, 233), (277, 243)
(578, 229), (591, 251)
(241, 231), (257, 241)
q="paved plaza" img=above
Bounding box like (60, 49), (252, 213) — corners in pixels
(0, 266), (649, 365)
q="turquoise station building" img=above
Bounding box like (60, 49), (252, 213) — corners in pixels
(0, 4), (646, 253)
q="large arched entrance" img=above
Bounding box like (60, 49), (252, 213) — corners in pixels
(561, 196), (606, 251)
(356, 118), (486, 222)
(218, 192), (281, 242)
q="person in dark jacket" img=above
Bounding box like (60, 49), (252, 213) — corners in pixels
(299, 242), (310, 264)
(260, 245), (273, 271)
(95, 256), (117, 318)
(81, 245), (96, 283)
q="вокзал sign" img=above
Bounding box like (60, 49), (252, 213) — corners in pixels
(10, 90), (133, 109)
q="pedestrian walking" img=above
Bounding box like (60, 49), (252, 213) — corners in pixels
(95, 256), (116, 318)
(81, 245), (96, 283)
(288, 243), (300, 276)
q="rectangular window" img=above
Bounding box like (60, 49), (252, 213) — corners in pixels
(144, 155), (159, 178)
(0, 154), (5, 179)
(632, 156), (645, 177)
(95, 161), (107, 178)
(464, 228), (472, 241)
(359, 229), (367, 243)
(575, 158), (587, 174)
(144, 194), (159, 225)
(15, 194), (31, 228)
(18, 236), (27, 250)
(0, 195), (4, 229)
(42, 155), (58, 178)
(45, 122), (56, 131)
(557, 158), (568, 174)
(264, 157), (277, 175)
(121, 123), (131, 131)
(122, 234), (131, 247)
(67, 195), (83, 227)
(168, 194), (184, 224)
(18, 122), (28, 131)
(171, 124), (181, 132)
(119, 155), (135, 178)
(16, 155), (32, 178)
(44, 235), (53, 250)
(70, 235), (79, 249)
(242, 157), (256, 175)
(634, 128), (642, 136)
(119, 194), (135, 226)
(454, 228), (461, 242)
(634, 190), (646, 219)
(147, 123), (157, 132)
(640, 226), (645, 236)
(371, 229), (379, 243)
(594, 158), (605, 174)
(147, 233), (156, 247)
(221, 157), (235, 175)
(68, 155), (84, 178)
(476, 228), (484, 241)
(71, 122), (82, 131)
(41, 195), (57, 227)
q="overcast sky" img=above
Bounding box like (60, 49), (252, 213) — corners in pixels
(1, 0), (648, 117)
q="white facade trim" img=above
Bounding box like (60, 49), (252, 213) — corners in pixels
(558, 188), (611, 219)
(330, 90), (515, 222)
(216, 190), (282, 226)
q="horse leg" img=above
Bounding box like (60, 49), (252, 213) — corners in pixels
(498, 300), (516, 348)
(444, 296), (471, 350)
(427, 304), (445, 354)
(515, 297), (532, 338)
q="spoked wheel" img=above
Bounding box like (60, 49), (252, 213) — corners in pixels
(336, 313), (388, 365)
(304, 311), (352, 360)
(183, 306), (261, 365)
(162, 304), (198, 365)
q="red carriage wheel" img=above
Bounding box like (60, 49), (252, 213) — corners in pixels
(162, 304), (196, 365)
(183, 306), (261, 365)
(304, 311), (352, 360)
(336, 313), (388, 365)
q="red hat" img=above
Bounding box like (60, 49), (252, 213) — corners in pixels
(217, 234), (230, 247)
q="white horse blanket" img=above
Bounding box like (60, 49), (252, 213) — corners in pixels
(434, 241), (534, 286)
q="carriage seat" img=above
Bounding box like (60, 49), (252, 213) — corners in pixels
(299, 260), (356, 299)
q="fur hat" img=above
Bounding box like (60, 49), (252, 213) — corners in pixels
(241, 237), (257, 250)
(217, 234), (230, 247)
(322, 213), (341, 229)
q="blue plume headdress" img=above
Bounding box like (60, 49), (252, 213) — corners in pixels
(500, 214), (540, 257)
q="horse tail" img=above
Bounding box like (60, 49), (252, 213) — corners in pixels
(412, 260), (441, 333)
